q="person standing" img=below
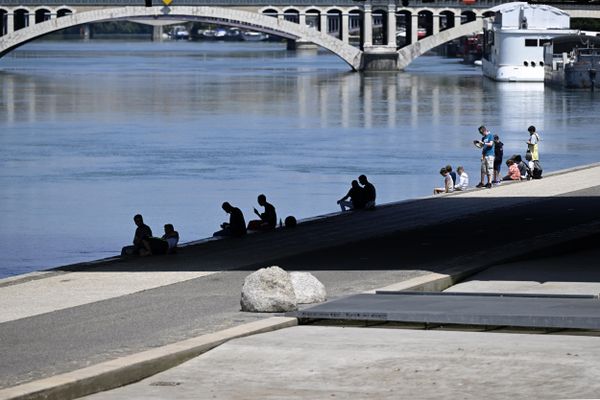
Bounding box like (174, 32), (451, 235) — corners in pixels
(358, 174), (376, 209)
(526, 125), (541, 161)
(493, 134), (504, 184)
(475, 125), (495, 189)
(247, 194), (277, 231)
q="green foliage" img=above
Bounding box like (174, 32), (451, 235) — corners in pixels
(571, 18), (600, 32)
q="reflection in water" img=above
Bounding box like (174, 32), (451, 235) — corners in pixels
(1, 40), (599, 276)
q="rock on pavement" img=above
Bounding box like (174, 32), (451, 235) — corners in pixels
(290, 272), (327, 304)
(241, 266), (298, 312)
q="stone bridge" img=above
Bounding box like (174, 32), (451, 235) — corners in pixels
(1, 0), (599, 70)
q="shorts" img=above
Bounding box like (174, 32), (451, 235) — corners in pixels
(493, 158), (502, 172)
(481, 155), (494, 175)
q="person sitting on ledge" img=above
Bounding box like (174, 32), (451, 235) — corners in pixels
(454, 166), (469, 191)
(434, 167), (455, 194)
(140, 224), (179, 256)
(121, 214), (152, 256)
(359, 174), (376, 210)
(502, 159), (521, 181)
(247, 194), (277, 231)
(337, 180), (366, 212)
(213, 202), (247, 238)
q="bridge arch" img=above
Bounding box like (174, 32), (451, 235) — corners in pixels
(259, 7), (280, 15)
(34, 8), (52, 24)
(56, 8), (74, 18)
(439, 10), (456, 31)
(397, 18), (483, 69)
(0, 6), (363, 69)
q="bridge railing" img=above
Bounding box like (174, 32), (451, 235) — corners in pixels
(0, 0), (525, 7)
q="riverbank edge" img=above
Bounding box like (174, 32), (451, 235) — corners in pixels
(2, 161), (599, 288)
(2, 163), (600, 399)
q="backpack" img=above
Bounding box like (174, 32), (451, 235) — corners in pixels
(531, 160), (543, 179)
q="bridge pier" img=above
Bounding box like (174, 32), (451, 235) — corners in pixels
(361, 47), (398, 71)
(152, 25), (163, 42)
(81, 24), (92, 40)
(6, 13), (14, 35)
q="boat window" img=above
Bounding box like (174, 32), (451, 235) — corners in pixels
(531, 61), (536, 67)
(539, 39), (551, 47)
(523, 61), (529, 66)
(540, 61), (544, 67)
(525, 39), (538, 47)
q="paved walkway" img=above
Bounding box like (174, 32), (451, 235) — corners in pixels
(84, 325), (600, 400)
(1, 164), (599, 392)
(446, 247), (600, 296)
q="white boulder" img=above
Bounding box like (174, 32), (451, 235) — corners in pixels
(240, 266), (298, 312)
(290, 272), (327, 304)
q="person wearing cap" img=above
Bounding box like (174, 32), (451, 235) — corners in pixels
(475, 125), (495, 189)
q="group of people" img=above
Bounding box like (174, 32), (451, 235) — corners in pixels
(434, 125), (543, 194)
(122, 194), (284, 256)
(433, 165), (469, 194)
(121, 214), (180, 257)
(477, 125), (543, 186)
(122, 175), (378, 256)
(213, 194), (282, 238)
(337, 174), (377, 211)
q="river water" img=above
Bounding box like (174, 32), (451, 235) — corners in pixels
(1, 39), (599, 278)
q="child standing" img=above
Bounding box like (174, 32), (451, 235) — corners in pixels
(493, 134), (504, 184)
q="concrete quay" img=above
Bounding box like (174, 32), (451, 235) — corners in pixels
(1, 163), (600, 399)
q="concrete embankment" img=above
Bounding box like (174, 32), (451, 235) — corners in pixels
(1, 163), (599, 400)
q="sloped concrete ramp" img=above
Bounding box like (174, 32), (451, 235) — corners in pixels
(293, 291), (600, 330)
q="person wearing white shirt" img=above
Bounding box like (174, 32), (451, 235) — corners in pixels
(455, 166), (469, 191)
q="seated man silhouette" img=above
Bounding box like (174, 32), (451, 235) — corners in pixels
(337, 180), (366, 211)
(121, 214), (152, 256)
(213, 202), (247, 237)
(247, 194), (277, 231)
(359, 174), (376, 209)
(140, 223), (179, 256)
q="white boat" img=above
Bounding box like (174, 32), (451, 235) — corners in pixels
(241, 31), (269, 42)
(171, 25), (190, 40)
(482, 2), (578, 82)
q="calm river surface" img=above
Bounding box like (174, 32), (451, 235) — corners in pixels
(1, 40), (599, 277)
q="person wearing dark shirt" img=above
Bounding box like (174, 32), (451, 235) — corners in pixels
(493, 134), (504, 184)
(445, 165), (457, 185)
(247, 194), (277, 231)
(359, 174), (376, 209)
(337, 180), (366, 211)
(214, 202), (247, 237)
(121, 214), (152, 256)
